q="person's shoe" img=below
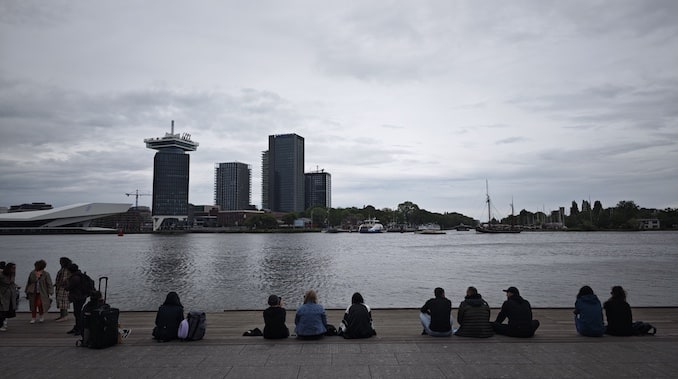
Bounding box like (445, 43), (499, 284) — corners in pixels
(55, 316), (69, 323)
(38, 316), (44, 323)
(421, 329), (427, 335)
(67, 328), (77, 334)
(121, 328), (131, 339)
(29, 318), (36, 324)
(0, 325), (7, 332)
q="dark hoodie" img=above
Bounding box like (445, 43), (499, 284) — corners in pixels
(495, 294), (535, 336)
(455, 294), (494, 338)
(153, 292), (184, 341)
(574, 294), (605, 337)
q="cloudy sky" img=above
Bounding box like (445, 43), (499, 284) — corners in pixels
(1, 0), (677, 220)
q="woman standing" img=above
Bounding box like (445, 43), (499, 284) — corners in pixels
(603, 285), (634, 336)
(294, 289), (327, 339)
(54, 257), (72, 322)
(0, 263), (19, 331)
(574, 285), (605, 337)
(25, 259), (53, 324)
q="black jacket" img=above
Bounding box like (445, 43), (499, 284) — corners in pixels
(603, 298), (633, 336)
(66, 272), (87, 302)
(420, 296), (452, 332)
(263, 306), (289, 339)
(342, 303), (375, 339)
(153, 297), (184, 341)
(456, 295), (493, 338)
(495, 295), (534, 334)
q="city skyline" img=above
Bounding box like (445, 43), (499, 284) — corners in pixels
(1, 1), (677, 220)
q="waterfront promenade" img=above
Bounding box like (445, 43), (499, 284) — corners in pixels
(1, 308), (677, 378)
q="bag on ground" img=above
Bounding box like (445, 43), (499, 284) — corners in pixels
(632, 321), (657, 335)
(177, 319), (189, 339)
(184, 310), (206, 341)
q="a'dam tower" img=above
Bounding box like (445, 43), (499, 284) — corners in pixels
(144, 120), (199, 231)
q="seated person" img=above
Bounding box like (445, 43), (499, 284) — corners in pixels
(152, 291), (184, 341)
(491, 286), (540, 338)
(294, 289), (327, 339)
(339, 292), (376, 339)
(419, 287), (453, 337)
(455, 286), (493, 338)
(263, 294), (289, 339)
(603, 285), (633, 336)
(574, 285), (605, 337)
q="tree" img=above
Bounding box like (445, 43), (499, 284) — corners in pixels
(244, 214), (278, 230)
(281, 213), (297, 226)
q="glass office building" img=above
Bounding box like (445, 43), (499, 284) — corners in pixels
(262, 133), (305, 213)
(215, 162), (251, 211)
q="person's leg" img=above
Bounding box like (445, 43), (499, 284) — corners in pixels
(532, 320), (540, 334)
(35, 295), (44, 321)
(491, 321), (510, 336)
(419, 313), (432, 335)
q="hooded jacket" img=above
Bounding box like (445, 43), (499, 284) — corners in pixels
(456, 294), (494, 338)
(153, 292), (184, 341)
(604, 298), (633, 336)
(574, 294), (605, 337)
(495, 294), (535, 336)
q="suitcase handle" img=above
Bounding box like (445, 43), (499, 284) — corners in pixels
(99, 276), (109, 302)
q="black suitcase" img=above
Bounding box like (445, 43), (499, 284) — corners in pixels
(78, 277), (119, 349)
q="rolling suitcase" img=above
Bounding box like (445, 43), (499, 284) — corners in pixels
(78, 276), (120, 349)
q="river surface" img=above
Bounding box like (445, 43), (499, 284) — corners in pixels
(2, 231), (676, 311)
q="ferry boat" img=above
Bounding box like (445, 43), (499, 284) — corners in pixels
(358, 218), (384, 233)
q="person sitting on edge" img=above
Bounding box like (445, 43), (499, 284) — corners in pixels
(339, 292), (376, 339)
(294, 289), (327, 339)
(263, 294), (289, 339)
(455, 286), (494, 338)
(574, 285), (605, 337)
(491, 286), (540, 338)
(603, 285), (634, 336)
(419, 287), (453, 337)
(152, 291), (184, 342)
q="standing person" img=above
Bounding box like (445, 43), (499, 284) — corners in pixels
(25, 259), (53, 324)
(603, 285), (634, 336)
(455, 286), (494, 338)
(152, 291), (184, 342)
(54, 257), (72, 322)
(419, 287), (453, 337)
(339, 292), (376, 339)
(574, 285), (605, 337)
(0, 262), (19, 331)
(263, 294), (289, 339)
(294, 289), (327, 339)
(65, 263), (88, 336)
(492, 286), (540, 338)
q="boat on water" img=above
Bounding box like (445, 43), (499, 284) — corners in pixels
(454, 224), (471, 231)
(476, 181), (521, 234)
(358, 218), (385, 233)
(414, 223), (446, 235)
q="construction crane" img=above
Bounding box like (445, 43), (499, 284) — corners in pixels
(125, 189), (152, 208)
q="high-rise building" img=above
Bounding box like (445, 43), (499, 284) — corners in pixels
(261, 133), (305, 212)
(215, 162), (251, 211)
(305, 169), (331, 209)
(144, 121), (198, 231)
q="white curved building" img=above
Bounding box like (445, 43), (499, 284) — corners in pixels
(0, 203), (132, 233)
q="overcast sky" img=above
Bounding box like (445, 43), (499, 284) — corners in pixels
(1, 0), (677, 220)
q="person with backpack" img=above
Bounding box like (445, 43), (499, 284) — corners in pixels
(604, 285), (634, 336)
(338, 292), (376, 339)
(54, 257), (72, 322)
(574, 285), (605, 337)
(153, 292), (184, 342)
(65, 263), (91, 336)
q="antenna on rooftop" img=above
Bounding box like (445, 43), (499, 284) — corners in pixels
(171, 120), (174, 135)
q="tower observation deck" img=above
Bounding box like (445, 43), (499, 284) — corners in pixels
(145, 121), (198, 232)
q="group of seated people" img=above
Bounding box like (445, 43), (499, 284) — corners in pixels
(151, 284), (638, 341)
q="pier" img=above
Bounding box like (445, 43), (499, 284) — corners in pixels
(2, 308), (677, 378)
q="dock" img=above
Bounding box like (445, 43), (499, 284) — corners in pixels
(1, 308), (677, 378)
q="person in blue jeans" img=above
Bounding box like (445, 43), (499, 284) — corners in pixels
(574, 285), (605, 337)
(294, 289), (327, 339)
(419, 287), (453, 337)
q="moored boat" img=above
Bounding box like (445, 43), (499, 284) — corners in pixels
(358, 218), (384, 233)
(414, 223), (446, 234)
(476, 180), (521, 234)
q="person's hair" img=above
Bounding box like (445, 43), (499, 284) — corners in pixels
(351, 292), (364, 304)
(434, 287), (445, 297)
(304, 289), (318, 304)
(2, 262), (15, 276)
(34, 259), (47, 271)
(609, 285), (627, 301)
(59, 257), (72, 268)
(0, 261), (5, 270)
(577, 285), (594, 298)
(466, 286), (478, 296)
(163, 291), (183, 307)
(67, 263), (79, 273)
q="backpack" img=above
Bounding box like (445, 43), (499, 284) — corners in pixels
(80, 272), (96, 297)
(632, 321), (657, 335)
(184, 311), (206, 341)
(177, 319), (189, 339)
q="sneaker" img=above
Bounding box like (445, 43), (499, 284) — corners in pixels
(121, 328), (132, 339)
(38, 316), (44, 323)
(55, 316), (69, 323)
(29, 318), (36, 324)
(421, 329), (427, 335)
(0, 326), (7, 332)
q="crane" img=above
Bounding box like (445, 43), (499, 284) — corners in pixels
(125, 189), (152, 208)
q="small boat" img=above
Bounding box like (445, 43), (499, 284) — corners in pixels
(414, 223), (446, 234)
(358, 218), (384, 233)
(476, 180), (521, 234)
(454, 224), (471, 231)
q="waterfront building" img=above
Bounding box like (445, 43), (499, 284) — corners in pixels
(215, 162), (251, 211)
(144, 121), (199, 231)
(304, 169), (331, 209)
(261, 133), (305, 213)
(8, 202), (53, 212)
(0, 203), (132, 234)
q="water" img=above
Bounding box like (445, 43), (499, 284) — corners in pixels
(2, 231), (677, 311)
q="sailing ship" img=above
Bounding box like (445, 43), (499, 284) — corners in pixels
(476, 181), (521, 234)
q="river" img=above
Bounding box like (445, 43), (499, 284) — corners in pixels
(2, 231), (676, 311)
